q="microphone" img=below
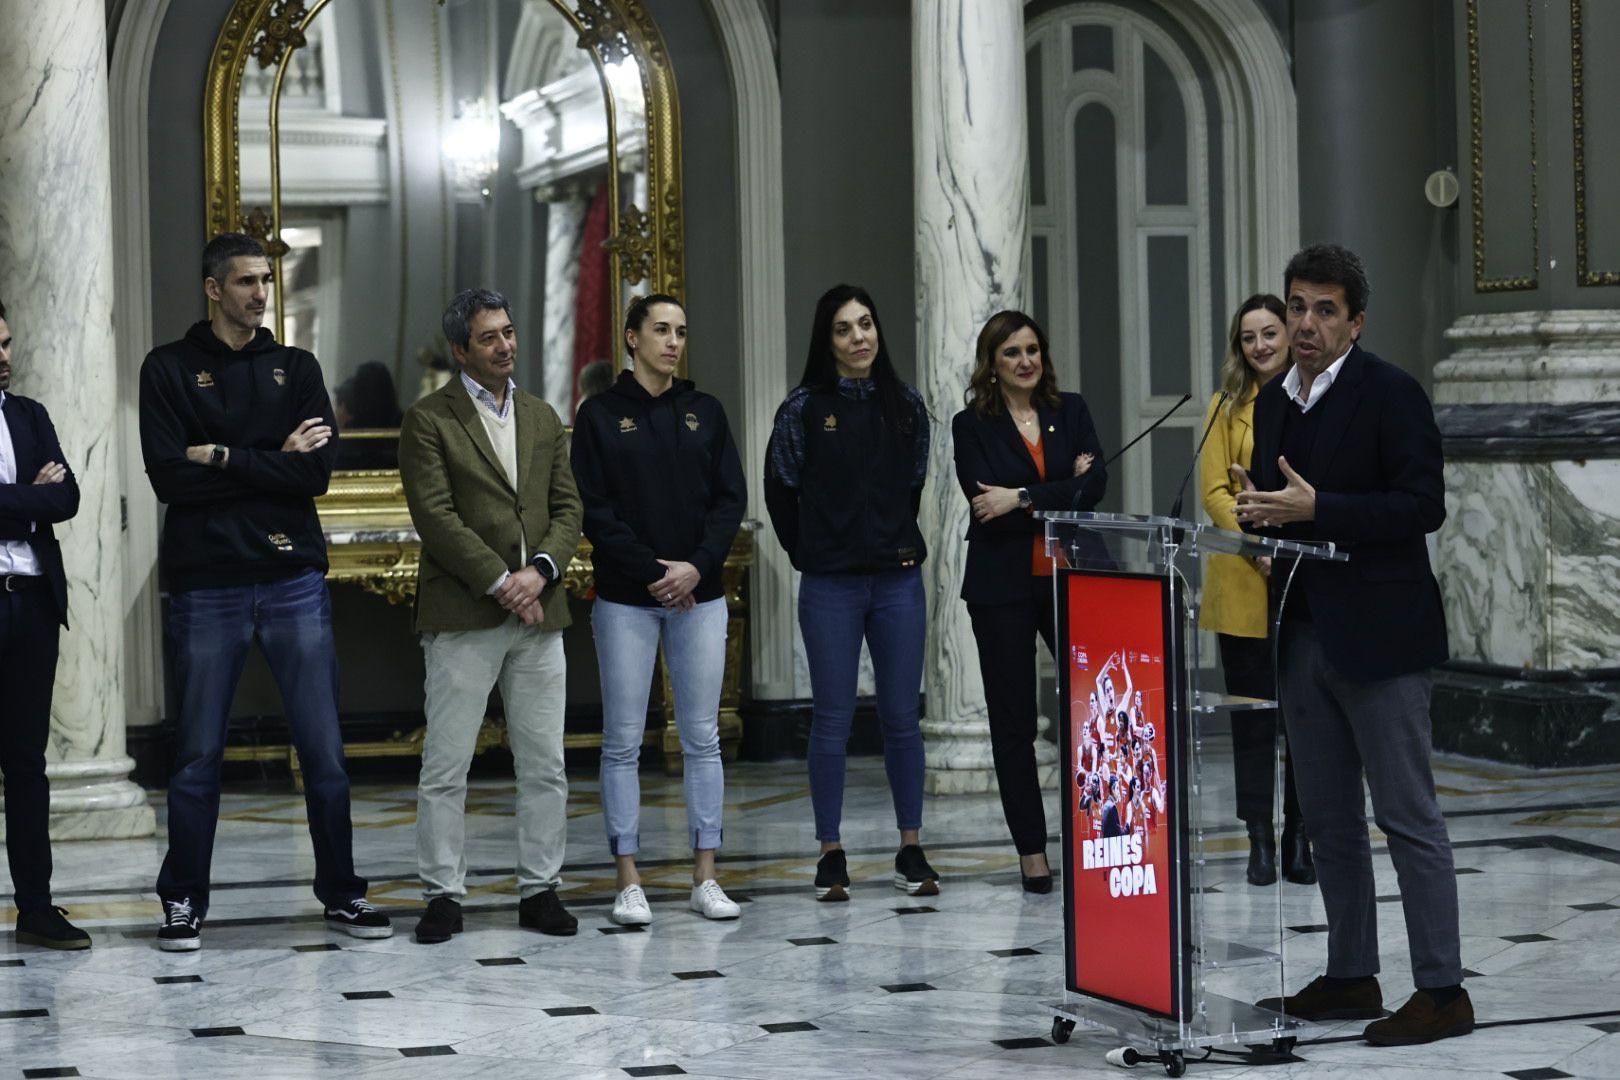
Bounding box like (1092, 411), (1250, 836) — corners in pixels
(1167, 390), (1229, 521)
(1105, 1046), (1145, 1067)
(1070, 393), (1192, 512)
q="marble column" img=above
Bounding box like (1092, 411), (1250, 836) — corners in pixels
(540, 195), (587, 420)
(0, 0), (155, 838)
(912, 1), (1052, 794)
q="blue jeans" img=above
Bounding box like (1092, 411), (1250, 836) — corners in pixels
(593, 598), (728, 855)
(798, 569), (926, 842)
(158, 569), (364, 916)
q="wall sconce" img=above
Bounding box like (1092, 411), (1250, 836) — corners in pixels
(444, 96), (501, 195)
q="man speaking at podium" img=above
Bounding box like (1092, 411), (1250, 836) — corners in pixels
(1233, 244), (1470, 1046)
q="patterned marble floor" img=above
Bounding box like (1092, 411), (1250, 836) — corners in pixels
(3, 749), (1618, 1080)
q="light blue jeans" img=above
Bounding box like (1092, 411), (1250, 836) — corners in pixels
(593, 597), (728, 855)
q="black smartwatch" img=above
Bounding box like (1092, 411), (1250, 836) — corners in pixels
(209, 444), (227, 468)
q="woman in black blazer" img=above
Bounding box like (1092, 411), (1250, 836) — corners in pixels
(952, 310), (1106, 892)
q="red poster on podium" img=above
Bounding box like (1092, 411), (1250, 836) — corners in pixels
(1059, 569), (1183, 1019)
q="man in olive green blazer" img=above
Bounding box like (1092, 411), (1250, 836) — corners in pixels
(399, 287), (582, 945)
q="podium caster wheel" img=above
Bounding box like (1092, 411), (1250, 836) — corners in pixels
(1161, 1050), (1186, 1077)
(1273, 1036), (1296, 1055)
(1051, 1017), (1075, 1044)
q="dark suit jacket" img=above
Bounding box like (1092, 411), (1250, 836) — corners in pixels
(951, 391), (1107, 605)
(0, 393), (79, 627)
(1248, 344), (1448, 681)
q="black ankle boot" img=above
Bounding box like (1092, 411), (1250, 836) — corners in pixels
(1246, 821), (1278, 886)
(1282, 818), (1316, 885)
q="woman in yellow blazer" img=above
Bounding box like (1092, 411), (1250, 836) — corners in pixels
(1199, 293), (1314, 887)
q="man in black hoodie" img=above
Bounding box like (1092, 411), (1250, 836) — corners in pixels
(139, 233), (391, 950)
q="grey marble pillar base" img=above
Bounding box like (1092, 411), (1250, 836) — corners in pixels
(0, 758), (157, 841)
(1431, 668), (1620, 767)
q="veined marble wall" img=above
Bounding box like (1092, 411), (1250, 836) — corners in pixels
(0, 0), (154, 838)
(541, 197), (586, 420)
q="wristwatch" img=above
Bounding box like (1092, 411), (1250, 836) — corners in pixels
(209, 444), (227, 468)
(1017, 487), (1032, 510)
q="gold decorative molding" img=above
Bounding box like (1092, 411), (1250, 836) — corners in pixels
(1466, 0), (1540, 293)
(251, 0), (310, 69)
(1571, 0), (1620, 287)
(604, 203), (654, 286)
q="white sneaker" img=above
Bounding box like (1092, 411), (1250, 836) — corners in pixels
(611, 884), (652, 925)
(689, 879), (741, 920)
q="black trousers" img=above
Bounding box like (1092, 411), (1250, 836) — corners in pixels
(967, 593), (1055, 856)
(1217, 631), (1301, 827)
(0, 584), (61, 915)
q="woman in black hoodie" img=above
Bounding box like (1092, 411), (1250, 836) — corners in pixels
(571, 294), (747, 926)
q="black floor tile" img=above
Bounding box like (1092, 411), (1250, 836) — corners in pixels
(1500, 933), (1555, 944)
(761, 1021), (819, 1033)
(1569, 902), (1619, 912)
(0, 1008), (49, 1019)
(1462, 968), (1485, 979)
(476, 957), (526, 966)
(1287, 924), (1329, 934)
(1455, 867), (1484, 875)
(989, 947), (1041, 957)
(190, 1026), (245, 1037)
(0, 959), (25, 968)
(673, 970), (725, 980)
(1587, 1020), (1620, 1034)
(881, 982), (936, 993)
(1504, 1069), (1572, 1080)
(400, 1045), (457, 1057)
(994, 1037), (1053, 1050)
(600, 925), (646, 935)
(788, 937), (838, 946)
(893, 906), (937, 915)
(154, 975), (203, 985)
(23, 1069), (80, 1079)
(342, 991), (394, 1000)
(1376, 894), (1402, 903)
(292, 943), (341, 952)
(545, 1006), (598, 1017)
(623, 1067), (686, 1077)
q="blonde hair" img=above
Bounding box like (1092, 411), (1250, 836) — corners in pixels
(1218, 294), (1288, 414)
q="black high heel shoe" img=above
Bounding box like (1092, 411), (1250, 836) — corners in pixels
(1021, 856), (1054, 894)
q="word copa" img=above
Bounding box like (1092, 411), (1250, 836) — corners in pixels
(1080, 834), (1159, 897)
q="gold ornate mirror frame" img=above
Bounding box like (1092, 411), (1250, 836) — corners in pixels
(202, 0), (687, 337)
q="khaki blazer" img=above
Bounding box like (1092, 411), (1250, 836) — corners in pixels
(399, 380), (582, 633)
(1197, 389), (1268, 638)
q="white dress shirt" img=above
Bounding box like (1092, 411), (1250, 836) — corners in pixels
(1281, 345), (1352, 414)
(0, 392), (42, 576)
(458, 373), (561, 595)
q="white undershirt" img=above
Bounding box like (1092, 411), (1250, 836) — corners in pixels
(1281, 344), (1353, 413)
(0, 392), (42, 576)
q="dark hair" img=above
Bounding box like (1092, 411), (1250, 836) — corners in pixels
(335, 361), (403, 428)
(441, 287), (512, 350)
(799, 284), (915, 435)
(623, 293), (685, 360)
(966, 310), (1060, 414)
(1283, 243), (1370, 318)
(1218, 293), (1289, 410)
(202, 232), (267, 284)
(0, 297), (6, 321)
(578, 357), (616, 399)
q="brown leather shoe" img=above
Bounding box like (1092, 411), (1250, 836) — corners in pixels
(1255, 974), (1384, 1020)
(1364, 989), (1475, 1046)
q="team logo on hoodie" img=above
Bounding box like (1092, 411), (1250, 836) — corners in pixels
(685, 412), (700, 431)
(267, 532), (294, 552)
(272, 367), (287, 386)
(619, 416), (638, 433)
(196, 370), (215, 388)
(823, 414), (837, 431)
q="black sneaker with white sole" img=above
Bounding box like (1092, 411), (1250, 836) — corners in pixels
(815, 848), (850, 902)
(158, 898), (202, 951)
(894, 844), (940, 896)
(325, 898), (395, 939)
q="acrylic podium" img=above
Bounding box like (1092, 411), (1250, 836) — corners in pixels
(1034, 511), (1346, 1077)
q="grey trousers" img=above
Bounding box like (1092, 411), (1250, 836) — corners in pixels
(1278, 621), (1462, 989)
(418, 617), (568, 900)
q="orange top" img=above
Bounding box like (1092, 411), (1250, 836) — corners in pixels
(1025, 430), (1052, 577)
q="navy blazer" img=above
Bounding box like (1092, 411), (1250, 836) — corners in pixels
(1247, 344), (1447, 681)
(952, 391), (1107, 605)
(0, 393), (79, 627)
